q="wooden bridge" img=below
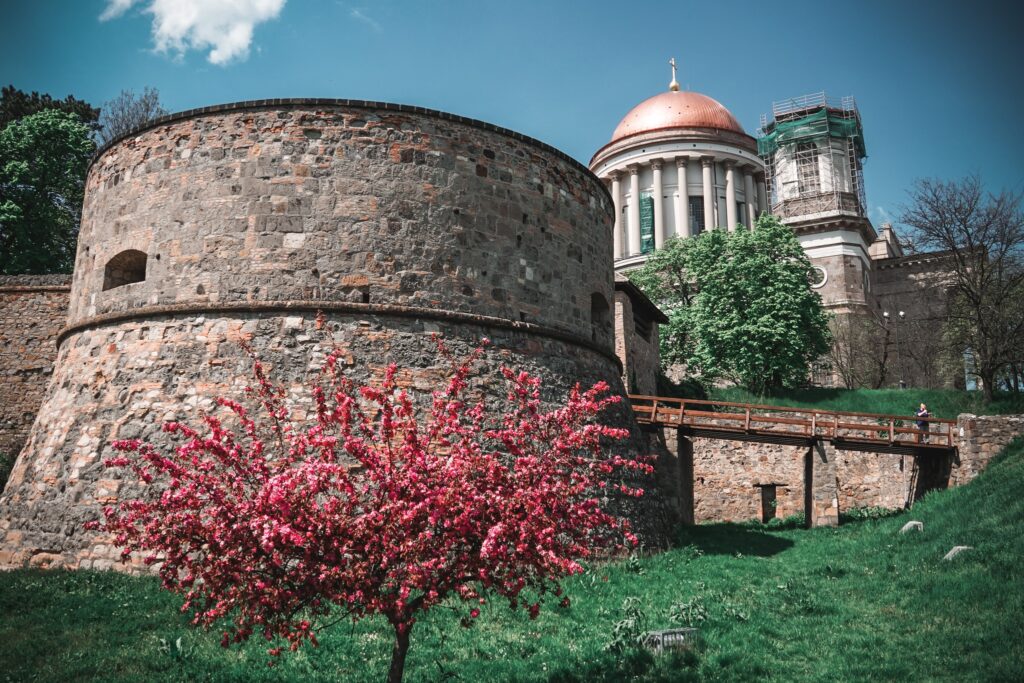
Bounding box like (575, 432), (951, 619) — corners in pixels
(627, 395), (959, 528)
(628, 395), (957, 456)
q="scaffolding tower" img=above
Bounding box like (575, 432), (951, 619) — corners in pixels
(757, 92), (867, 220)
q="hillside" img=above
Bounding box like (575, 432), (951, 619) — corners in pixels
(2, 439), (1022, 682)
(708, 386), (1024, 420)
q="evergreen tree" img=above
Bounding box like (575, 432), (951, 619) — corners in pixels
(0, 110), (95, 274)
(0, 85), (100, 132)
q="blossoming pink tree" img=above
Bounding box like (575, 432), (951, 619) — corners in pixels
(88, 339), (650, 683)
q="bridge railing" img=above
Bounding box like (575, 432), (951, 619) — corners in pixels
(628, 395), (957, 448)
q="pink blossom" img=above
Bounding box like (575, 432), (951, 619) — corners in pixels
(89, 337), (647, 680)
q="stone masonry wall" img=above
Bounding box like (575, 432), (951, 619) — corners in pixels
(613, 290), (659, 397)
(871, 254), (957, 388)
(954, 413), (1024, 485)
(0, 101), (674, 571)
(0, 315), (663, 571)
(673, 411), (1024, 524)
(0, 275), (71, 461)
(69, 101), (612, 348)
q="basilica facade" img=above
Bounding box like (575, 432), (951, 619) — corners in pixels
(593, 73), (955, 389)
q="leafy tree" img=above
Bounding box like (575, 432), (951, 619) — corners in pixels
(0, 85), (100, 132)
(88, 339), (649, 683)
(900, 176), (1024, 400)
(627, 235), (698, 368)
(0, 110), (95, 274)
(98, 87), (168, 146)
(631, 215), (832, 394)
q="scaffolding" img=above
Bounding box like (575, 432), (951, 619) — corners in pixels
(757, 92), (867, 220)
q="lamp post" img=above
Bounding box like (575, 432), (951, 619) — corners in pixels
(883, 310), (906, 389)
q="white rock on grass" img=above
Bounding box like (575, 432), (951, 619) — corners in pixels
(899, 521), (924, 534)
(943, 545), (973, 561)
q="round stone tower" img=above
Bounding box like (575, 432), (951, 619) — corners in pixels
(0, 99), (646, 570)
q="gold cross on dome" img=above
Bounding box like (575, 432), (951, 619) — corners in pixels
(669, 57), (680, 92)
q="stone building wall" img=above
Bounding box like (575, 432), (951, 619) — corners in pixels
(0, 100), (673, 572)
(809, 252), (870, 315)
(871, 253), (958, 388)
(613, 289), (660, 397)
(0, 275), (71, 461)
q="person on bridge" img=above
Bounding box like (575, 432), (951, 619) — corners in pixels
(916, 403), (930, 444)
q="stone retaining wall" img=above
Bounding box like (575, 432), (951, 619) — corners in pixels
(955, 413), (1024, 485)
(0, 275), (71, 460)
(658, 412), (1024, 525)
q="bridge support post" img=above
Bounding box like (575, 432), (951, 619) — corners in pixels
(662, 427), (694, 525)
(804, 440), (839, 528)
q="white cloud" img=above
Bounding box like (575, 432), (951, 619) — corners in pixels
(100, 0), (287, 66)
(350, 8), (381, 32)
(100, 0), (136, 21)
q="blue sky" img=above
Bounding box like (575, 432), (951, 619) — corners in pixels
(2, 0), (1022, 227)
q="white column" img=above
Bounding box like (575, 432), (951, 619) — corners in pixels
(628, 164), (641, 256)
(651, 159), (665, 250)
(675, 157), (690, 239)
(743, 167), (756, 229)
(701, 156), (715, 232)
(611, 171), (623, 259)
(725, 161), (737, 232)
(757, 173), (768, 214)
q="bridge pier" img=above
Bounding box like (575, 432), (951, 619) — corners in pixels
(805, 440), (840, 528)
(662, 427), (695, 525)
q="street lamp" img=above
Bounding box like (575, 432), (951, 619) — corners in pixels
(883, 310), (906, 389)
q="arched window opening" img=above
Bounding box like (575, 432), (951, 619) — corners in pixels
(590, 292), (610, 342)
(103, 249), (147, 291)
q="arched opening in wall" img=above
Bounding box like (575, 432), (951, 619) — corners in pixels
(590, 292), (610, 342)
(102, 250), (147, 291)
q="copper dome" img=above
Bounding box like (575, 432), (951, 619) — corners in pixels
(610, 90), (745, 142)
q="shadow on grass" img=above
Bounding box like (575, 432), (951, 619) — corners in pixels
(676, 523), (796, 557)
(544, 648), (701, 683)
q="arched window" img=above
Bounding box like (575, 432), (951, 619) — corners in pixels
(102, 249), (147, 291)
(590, 292), (610, 342)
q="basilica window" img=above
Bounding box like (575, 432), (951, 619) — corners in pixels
(688, 196), (705, 235)
(639, 193), (655, 254)
(796, 141), (821, 195)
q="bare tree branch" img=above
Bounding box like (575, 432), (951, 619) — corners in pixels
(899, 176), (1024, 399)
(98, 87), (169, 145)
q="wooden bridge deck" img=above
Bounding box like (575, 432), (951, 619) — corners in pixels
(628, 395), (957, 456)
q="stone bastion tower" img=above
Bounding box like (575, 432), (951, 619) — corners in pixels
(0, 99), (664, 570)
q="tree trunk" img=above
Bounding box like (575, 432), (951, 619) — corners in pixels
(387, 622), (413, 683)
(980, 369), (996, 402)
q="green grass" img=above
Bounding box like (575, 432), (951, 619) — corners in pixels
(707, 386), (1024, 419)
(3, 439), (1024, 682)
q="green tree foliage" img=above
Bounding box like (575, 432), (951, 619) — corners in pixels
(630, 215), (832, 394)
(0, 85), (100, 132)
(0, 110), (95, 274)
(626, 233), (698, 368)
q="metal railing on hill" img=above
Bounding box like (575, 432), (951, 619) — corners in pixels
(628, 395), (957, 453)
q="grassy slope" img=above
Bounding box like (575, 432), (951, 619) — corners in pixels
(2, 439), (1023, 682)
(707, 386), (1024, 419)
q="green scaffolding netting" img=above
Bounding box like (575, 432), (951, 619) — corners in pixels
(757, 108), (867, 158)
